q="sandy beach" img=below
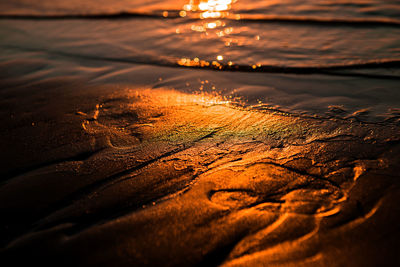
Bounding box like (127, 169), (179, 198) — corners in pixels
(1, 0), (400, 266)
(1, 73), (400, 266)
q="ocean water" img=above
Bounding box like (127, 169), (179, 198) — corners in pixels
(1, 0), (399, 121)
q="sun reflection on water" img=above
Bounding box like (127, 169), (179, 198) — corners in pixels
(183, 0), (235, 18)
(177, 0), (238, 68)
(182, 0), (235, 31)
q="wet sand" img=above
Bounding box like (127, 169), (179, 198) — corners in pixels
(1, 76), (400, 266)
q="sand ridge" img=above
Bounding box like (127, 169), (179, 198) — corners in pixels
(1, 83), (400, 266)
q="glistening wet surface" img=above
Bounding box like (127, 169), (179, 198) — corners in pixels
(1, 0), (400, 266)
(1, 0), (400, 121)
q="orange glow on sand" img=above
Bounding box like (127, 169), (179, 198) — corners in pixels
(2, 0), (400, 266)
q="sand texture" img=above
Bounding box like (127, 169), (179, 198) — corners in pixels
(1, 78), (400, 266)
